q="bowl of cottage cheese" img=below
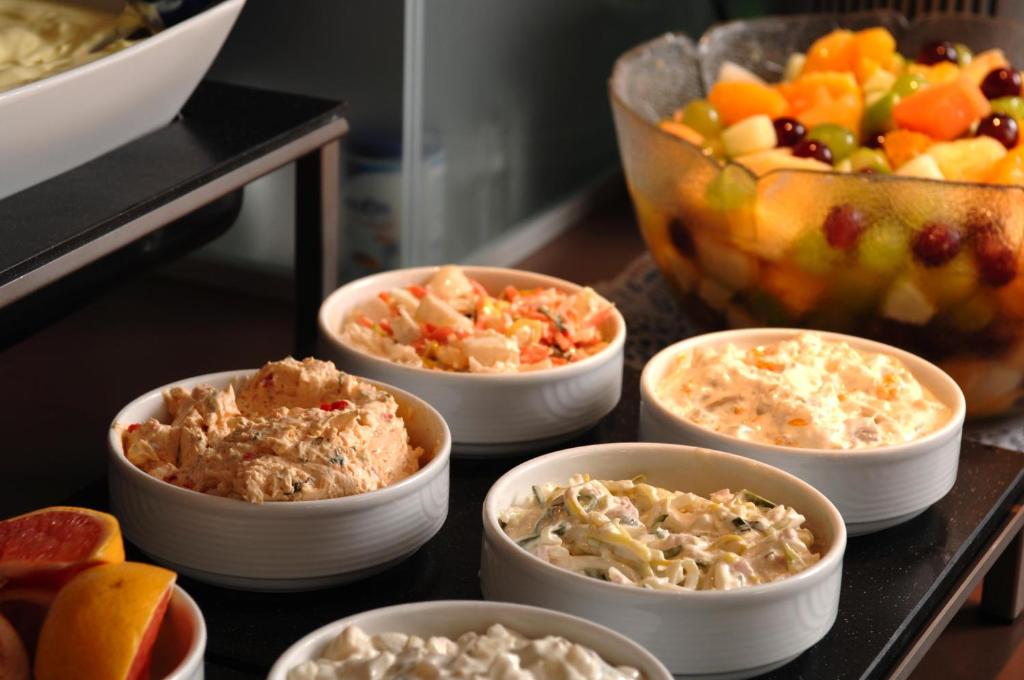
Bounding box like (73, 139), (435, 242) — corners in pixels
(640, 329), (966, 535)
(108, 357), (451, 591)
(267, 600), (672, 680)
(319, 265), (626, 456)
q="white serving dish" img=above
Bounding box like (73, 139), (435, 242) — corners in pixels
(267, 600), (673, 680)
(154, 585), (206, 680)
(639, 328), (967, 536)
(108, 369), (451, 592)
(480, 442), (846, 679)
(318, 266), (626, 457)
(0, 0), (245, 200)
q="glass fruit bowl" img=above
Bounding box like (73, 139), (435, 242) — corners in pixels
(610, 10), (1024, 418)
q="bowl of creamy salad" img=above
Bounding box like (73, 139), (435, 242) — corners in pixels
(640, 329), (967, 536)
(319, 265), (626, 456)
(108, 357), (451, 591)
(267, 600), (672, 680)
(480, 442), (846, 678)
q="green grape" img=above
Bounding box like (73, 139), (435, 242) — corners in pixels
(848, 148), (892, 174)
(862, 92), (897, 136)
(892, 73), (928, 98)
(991, 97), (1024, 124)
(954, 43), (973, 67)
(917, 251), (978, 308)
(682, 100), (723, 139)
(790, 227), (843, 275)
(943, 292), (997, 334)
(705, 165), (756, 211)
(808, 123), (857, 161)
(857, 218), (909, 275)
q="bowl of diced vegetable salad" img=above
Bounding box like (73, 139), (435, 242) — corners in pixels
(610, 10), (1024, 418)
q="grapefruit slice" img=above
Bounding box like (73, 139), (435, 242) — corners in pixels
(34, 562), (176, 680)
(0, 587), (56, 660)
(0, 506), (124, 587)
(0, 613), (30, 680)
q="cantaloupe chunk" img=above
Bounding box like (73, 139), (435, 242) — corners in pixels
(892, 77), (990, 141)
(853, 27), (896, 65)
(802, 29), (856, 74)
(659, 120), (704, 146)
(987, 146), (1024, 184)
(883, 129), (935, 169)
(708, 81), (788, 126)
(799, 92), (863, 133)
(759, 263), (827, 315)
(907, 61), (961, 85)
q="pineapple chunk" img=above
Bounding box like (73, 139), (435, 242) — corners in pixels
(722, 115), (778, 158)
(734, 148), (832, 176)
(882, 277), (936, 325)
(862, 68), (897, 97)
(783, 53), (806, 82)
(927, 137), (1006, 183)
(693, 231), (760, 290)
(717, 60), (766, 85)
(896, 154), (944, 180)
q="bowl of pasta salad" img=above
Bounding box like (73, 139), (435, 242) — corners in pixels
(480, 442), (845, 678)
(640, 328), (966, 535)
(319, 265), (626, 456)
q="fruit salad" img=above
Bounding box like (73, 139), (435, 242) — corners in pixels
(611, 25), (1024, 417)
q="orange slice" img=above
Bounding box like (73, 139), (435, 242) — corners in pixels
(0, 507), (123, 587)
(0, 613), (30, 680)
(34, 562), (176, 680)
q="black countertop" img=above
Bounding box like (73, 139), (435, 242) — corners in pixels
(73, 367), (1024, 679)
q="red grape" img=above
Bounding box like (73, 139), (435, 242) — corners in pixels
(668, 218), (695, 257)
(981, 67), (1023, 100)
(917, 41), (959, 66)
(823, 204), (866, 250)
(970, 218), (1018, 286)
(912, 222), (962, 266)
(976, 113), (1019, 149)
(864, 133), (886, 149)
(793, 139), (833, 164)
(773, 117), (807, 147)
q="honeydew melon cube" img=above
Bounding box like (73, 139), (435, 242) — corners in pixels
(722, 115), (778, 158)
(895, 153), (944, 180)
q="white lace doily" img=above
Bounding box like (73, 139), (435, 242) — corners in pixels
(596, 254), (1024, 452)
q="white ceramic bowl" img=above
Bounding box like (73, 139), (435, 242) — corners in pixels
(318, 266), (626, 457)
(480, 442), (846, 679)
(154, 585), (206, 680)
(267, 600), (672, 680)
(108, 369), (451, 591)
(0, 0), (245, 200)
(640, 328), (967, 536)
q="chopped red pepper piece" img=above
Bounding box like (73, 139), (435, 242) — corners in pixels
(331, 400), (350, 410)
(408, 284), (428, 299)
(243, 453), (254, 461)
(356, 315), (374, 329)
(127, 423), (141, 433)
(378, 291), (392, 304)
(319, 402), (332, 411)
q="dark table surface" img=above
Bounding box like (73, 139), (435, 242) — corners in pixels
(73, 367), (1024, 680)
